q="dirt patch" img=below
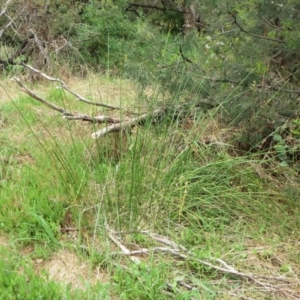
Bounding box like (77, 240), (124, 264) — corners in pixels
(0, 236), (9, 247)
(36, 250), (109, 290)
(14, 153), (35, 165)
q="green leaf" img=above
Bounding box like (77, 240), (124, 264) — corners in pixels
(29, 212), (59, 245)
(280, 264), (291, 273)
(291, 129), (300, 136)
(273, 134), (283, 142)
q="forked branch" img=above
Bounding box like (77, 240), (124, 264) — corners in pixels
(14, 77), (120, 124)
(14, 66), (167, 139)
(107, 228), (299, 299)
(22, 63), (121, 110)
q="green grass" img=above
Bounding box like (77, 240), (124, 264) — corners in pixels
(0, 78), (299, 299)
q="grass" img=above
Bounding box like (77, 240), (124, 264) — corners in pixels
(0, 74), (299, 299)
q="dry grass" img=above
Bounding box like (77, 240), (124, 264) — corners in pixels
(67, 73), (136, 109)
(0, 78), (20, 104)
(35, 250), (109, 290)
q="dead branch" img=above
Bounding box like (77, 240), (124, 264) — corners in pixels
(29, 30), (49, 65)
(107, 226), (197, 293)
(0, 0), (18, 40)
(106, 226), (141, 264)
(22, 63), (121, 110)
(64, 115), (120, 124)
(91, 108), (165, 139)
(0, 0), (12, 17)
(14, 77), (72, 115)
(14, 66), (168, 139)
(108, 228), (298, 298)
(179, 45), (193, 64)
(14, 65), (215, 139)
(0, 17), (13, 40)
(14, 77), (120, 124)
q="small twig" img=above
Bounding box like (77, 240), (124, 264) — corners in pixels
(0, 0), (12, 17)
(29, 29), (50, 65)
(111, 247), (182, 257)
(60, 227), (78, 233)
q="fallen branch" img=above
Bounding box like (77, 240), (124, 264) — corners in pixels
(14, 68), (168, 139)
(14, 77), (73, 116)
(106, 226), (141, 264)
(14, 65), (216, 140)
(14, 77), (120, 124)
(21, 63), (121, 110)
(91, 108), (165, 139)
(108, 229), (298, 298)
(106, 226), (196, 293)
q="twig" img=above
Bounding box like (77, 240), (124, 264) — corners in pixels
(0, 0), (12, 17)
(106, 226), (141, 264)
(229, 12), (284, 44)
(63, 115), (120, 124)
(111, 247), (182, 256)
(29, 29), (50, 65)
(179, 45), (193, 64)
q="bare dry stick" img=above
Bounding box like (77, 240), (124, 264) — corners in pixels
(21, 63), (121, 110)
(107, 231), (196, 292)
(14, 77), (72, 115)
(0, 0), (12, 17)
(106, 227), (141, 264)
(14, 77), (120, 124)
(143, 230), (291, 282)
(0, 0), (19, 40)
(63, 115), (120, 124)
(110, 229), (296, 296)
(91, 108), (164, 139)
